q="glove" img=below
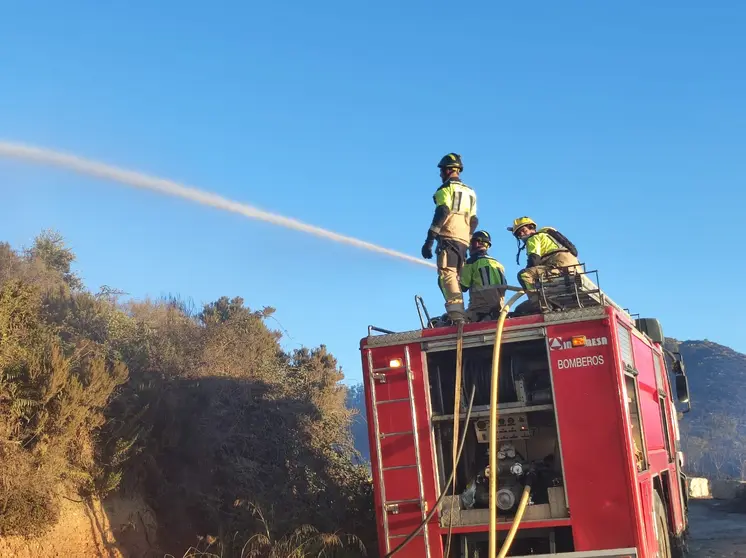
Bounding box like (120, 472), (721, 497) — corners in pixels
(421, 238), (434, 259)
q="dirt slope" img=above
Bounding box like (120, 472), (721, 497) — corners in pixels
(0, 493), (157, 558)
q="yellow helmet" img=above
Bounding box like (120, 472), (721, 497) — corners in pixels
(507, 216), (537, 236)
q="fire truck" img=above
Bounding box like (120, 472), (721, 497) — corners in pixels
(359, 267), (692, 558)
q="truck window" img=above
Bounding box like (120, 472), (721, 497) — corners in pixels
(618, 326), (635, 371)
(654, 355), (674, 461)
(652, 352), (665, 395)
(624, 374), (648, 472)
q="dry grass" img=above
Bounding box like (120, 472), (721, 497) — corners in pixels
(169, 503), (366, 558)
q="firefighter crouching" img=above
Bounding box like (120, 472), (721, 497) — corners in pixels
(509, 217), (581, 311)
(459, 231), (507, 322)
(421, 153), (478, 323)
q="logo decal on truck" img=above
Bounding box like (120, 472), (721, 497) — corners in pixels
(557, 355), (605, 369)
(549, 338), (565, 350)
(548, 336), (609, 351)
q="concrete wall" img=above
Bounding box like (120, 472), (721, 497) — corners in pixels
(711, 479), (746, 500)
(686, 476), (746, 500)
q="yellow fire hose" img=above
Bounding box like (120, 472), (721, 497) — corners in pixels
(489, 290), (527, 558)
(386, 288), (528, 558)
(445, 321), (464, 557)
(498, 484), (532, 558)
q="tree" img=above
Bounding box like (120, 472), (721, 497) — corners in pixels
(199, 295), (275, 325)
(24, 229), (82, 290)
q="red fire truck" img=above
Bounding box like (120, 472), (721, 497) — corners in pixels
(359, 269), (692, 558)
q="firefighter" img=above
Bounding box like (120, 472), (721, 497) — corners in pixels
(508, 217), (581, 310)
(421, 153), (478, 323)
(458, 230), (507, 322)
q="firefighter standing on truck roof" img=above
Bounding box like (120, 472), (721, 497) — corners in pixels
(509, 217), (581, 310)
(421, 153), (478, 323)
(459, 231), (507, 322)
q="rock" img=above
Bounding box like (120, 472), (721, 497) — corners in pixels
(688, 477), (712, 499)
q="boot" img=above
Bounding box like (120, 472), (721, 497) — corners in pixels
(445, 301), (467, 324)
(429, 314), (450, 328)
(512, 294), (541, 316)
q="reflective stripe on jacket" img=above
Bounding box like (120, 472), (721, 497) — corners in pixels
(461, 254), (506, 292)
(432, 180), (477, 244)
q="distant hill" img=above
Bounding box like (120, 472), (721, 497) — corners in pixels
(346, 338), (746, 479)
(667, 338), (746, 480)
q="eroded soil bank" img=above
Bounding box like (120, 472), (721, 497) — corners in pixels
(0, 493), (157, 558)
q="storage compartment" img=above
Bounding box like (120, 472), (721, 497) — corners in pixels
(427, 339), (569, 525)
(428, 339), (554, 415)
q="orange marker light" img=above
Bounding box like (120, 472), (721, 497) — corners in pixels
(571, 336), (587, 347)
(389, 358), (403, 368)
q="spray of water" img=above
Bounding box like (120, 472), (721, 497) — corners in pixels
(0, 140), (436, 269)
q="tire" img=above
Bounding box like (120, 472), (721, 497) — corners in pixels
(653, 490), (673, 558)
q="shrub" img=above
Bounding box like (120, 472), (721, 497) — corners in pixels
(0, 231), (376, 555)
(0, 277), (128, 535)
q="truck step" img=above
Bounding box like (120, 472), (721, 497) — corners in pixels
(371, 364), (405, 373)
(382, 464), (418, 472)
(380, 430), (414, 438)
(384, 498), (424, 515)
(375, 397), (410, 405)
(389, 532), (426, 539)
(386, 498), (422, 505)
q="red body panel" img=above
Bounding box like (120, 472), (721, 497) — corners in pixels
(361, 307), (688, 558)
(638, 476), (655, 555)
(633, 335), (666, 453)
(546, 317), (640, 553)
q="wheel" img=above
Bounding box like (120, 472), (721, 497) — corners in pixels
(653, 490), (673, 558)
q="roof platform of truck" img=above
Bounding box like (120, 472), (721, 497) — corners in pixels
(361, 265), (636, 349)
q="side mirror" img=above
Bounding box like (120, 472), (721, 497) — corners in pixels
(672, 358), (685, 376)
(675, 374), (690, 408)
(664, 349), (691, 412)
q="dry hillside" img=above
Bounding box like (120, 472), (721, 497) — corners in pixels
(0, 230), (376, 558)
(666, 338), (746, 480)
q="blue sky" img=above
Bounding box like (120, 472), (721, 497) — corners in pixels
(2, 1), (745, 384)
